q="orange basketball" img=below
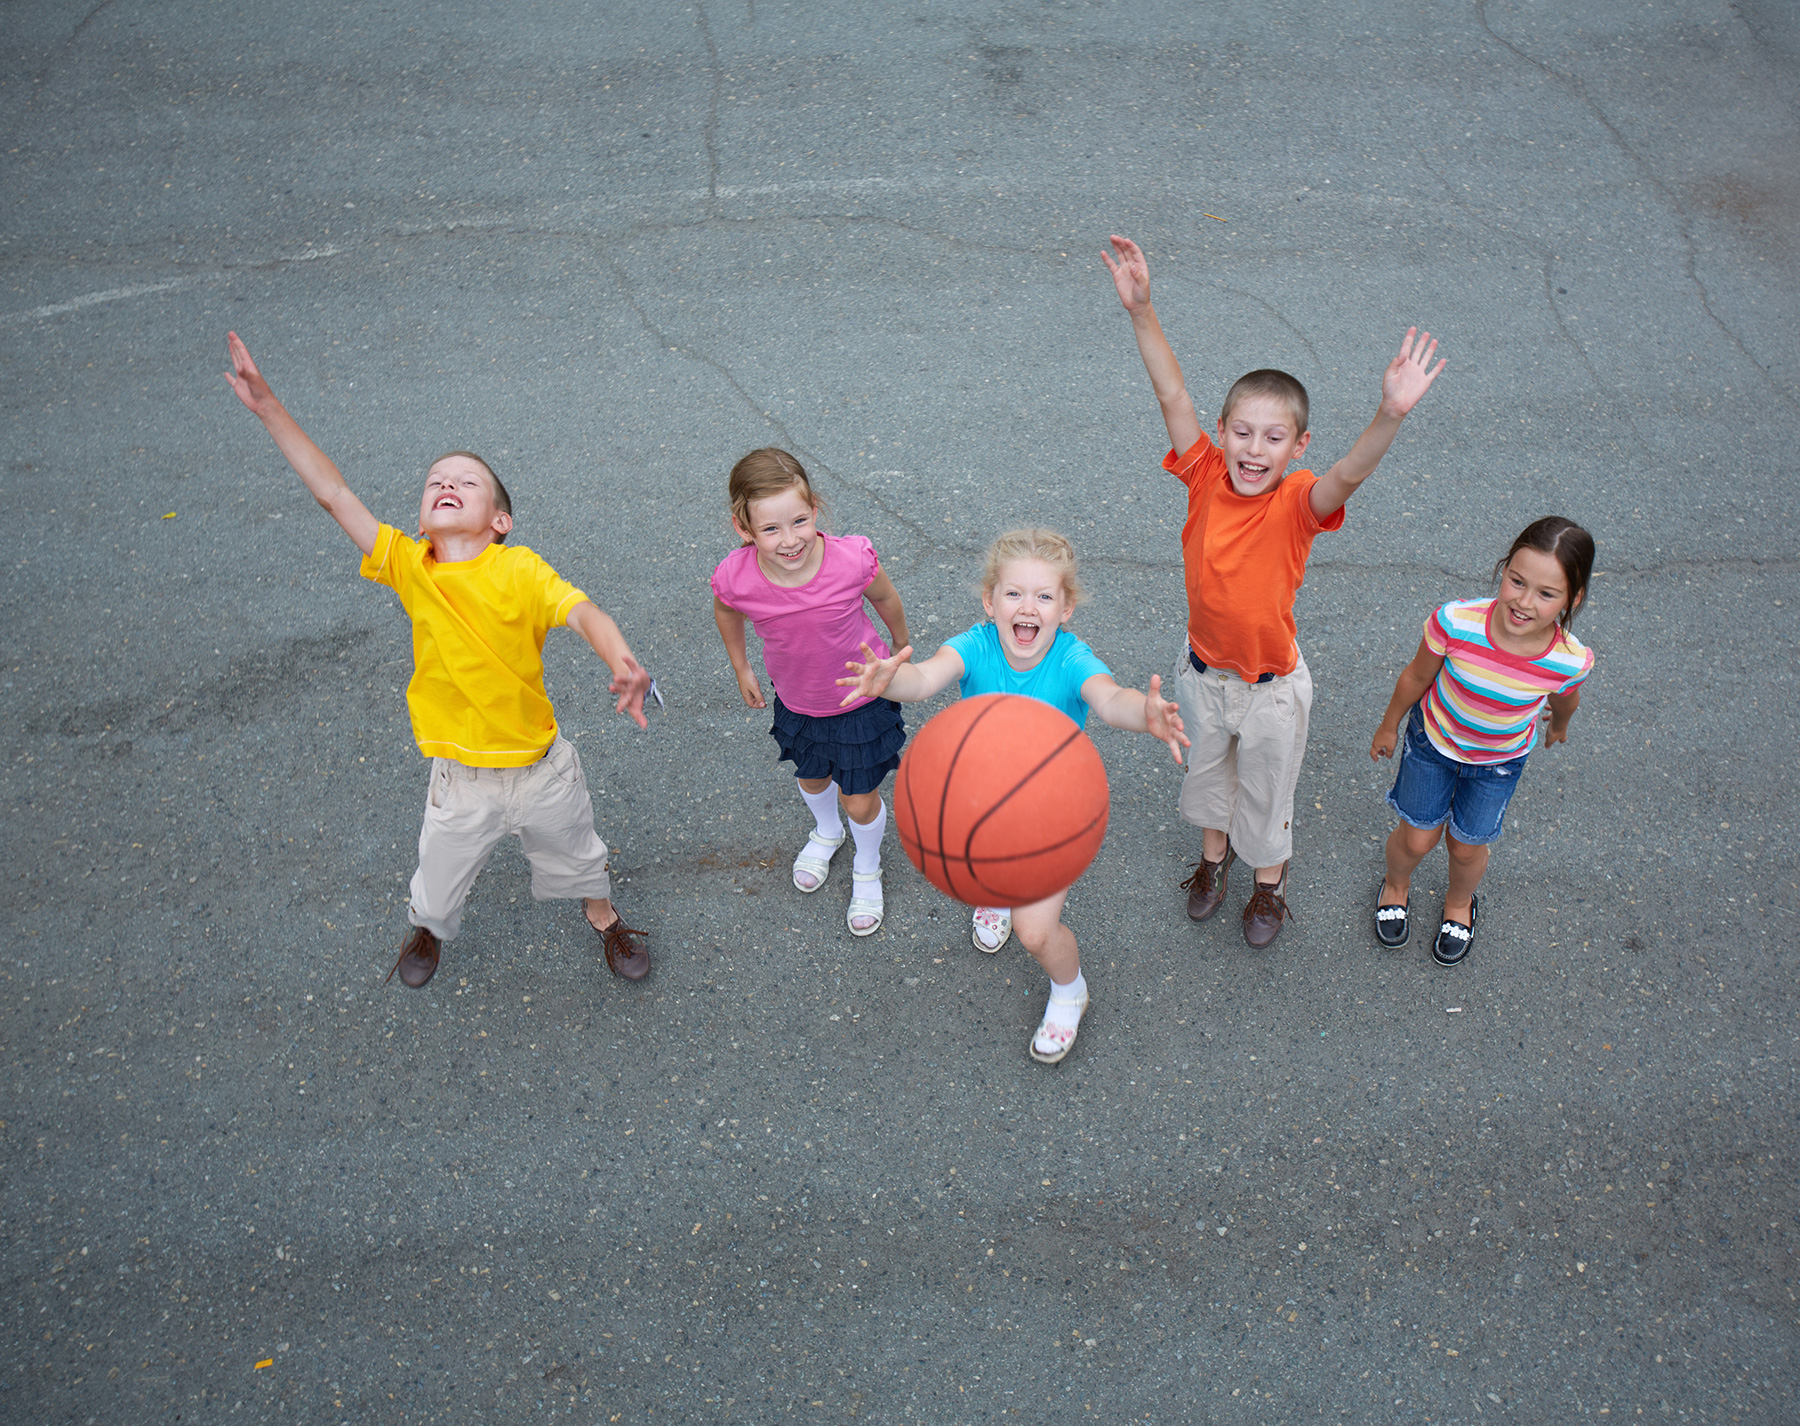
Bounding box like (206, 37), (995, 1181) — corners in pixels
(894, 693), (1110, 907)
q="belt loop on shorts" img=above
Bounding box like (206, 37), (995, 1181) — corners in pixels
(1189, 648), (1274, 685)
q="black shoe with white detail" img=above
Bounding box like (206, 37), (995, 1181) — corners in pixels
(1374, 886), (1410, 950)
(1432, 893), (1479, 966)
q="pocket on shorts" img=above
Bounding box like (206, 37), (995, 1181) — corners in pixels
(426, 759), (457, 812)
(546, 737), (585, 788)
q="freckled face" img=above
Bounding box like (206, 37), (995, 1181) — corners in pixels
(1215, 395), (1311, 497)
(736, 486), (822, 583)
(983, 558), (1074, 669)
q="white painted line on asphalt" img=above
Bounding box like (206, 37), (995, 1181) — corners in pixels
(10, 279), (187, 322)
(7, 245), (345, 324)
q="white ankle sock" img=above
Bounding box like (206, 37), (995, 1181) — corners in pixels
(849, 799), (886, 875)
(799, 781), (843, 840)
(1044, 971), (1088, 1027)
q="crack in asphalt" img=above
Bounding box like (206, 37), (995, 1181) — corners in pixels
(600, 254), (967, 568)
(1473, 0), (1794, 410)
(696, 2), (725, 209)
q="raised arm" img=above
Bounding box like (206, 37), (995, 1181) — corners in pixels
(1310, 328), (1447, 521)
(1370, 638), (1446, 760)
(1102, 235), (1203, 457)
(1081, 672), (1189, 764)
(712, 595), (766, 709)
(863, 570), (911, 659)
(837, 643), (964, 707)
(222, 332), (379, 556)
(567, 600), (653, 729)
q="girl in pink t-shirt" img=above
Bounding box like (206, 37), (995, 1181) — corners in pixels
(711, 448), (912, 937)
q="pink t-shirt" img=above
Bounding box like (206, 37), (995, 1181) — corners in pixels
(710, 533), (888, 717)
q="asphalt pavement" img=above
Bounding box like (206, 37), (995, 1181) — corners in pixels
(3, 1), (1797, 1422)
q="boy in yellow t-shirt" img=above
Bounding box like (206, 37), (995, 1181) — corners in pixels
(224, 332), (656, 988)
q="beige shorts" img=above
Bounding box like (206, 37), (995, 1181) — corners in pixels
(408, 734), (611, 941)
(1173, 650), (1313, 870)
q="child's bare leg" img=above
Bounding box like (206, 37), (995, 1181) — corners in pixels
(1012, 891), (1078, 984)
(798, 776), (834, 796)
(585, 896), (617, 930)
(1442, 834), (1489, 923)
(840, 789), (882, 825)
(1201, 827), (1230, 863)
(1382, 822), (1444, 904)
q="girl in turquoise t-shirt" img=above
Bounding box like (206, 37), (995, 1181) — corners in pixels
(838, 528), (1187, 1064)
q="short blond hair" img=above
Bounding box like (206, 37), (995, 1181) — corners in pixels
(981, 527), (1084, 606)
(728, 447), (822, 542)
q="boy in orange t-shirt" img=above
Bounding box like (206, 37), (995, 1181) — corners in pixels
(1103, 235), (1446, 947)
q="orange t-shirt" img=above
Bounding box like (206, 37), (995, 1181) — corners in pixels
(1163, 434), (1344, 680)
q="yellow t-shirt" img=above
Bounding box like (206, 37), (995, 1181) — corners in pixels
(360, 525), (589, 767)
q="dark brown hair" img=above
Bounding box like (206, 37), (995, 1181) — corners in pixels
(1493, 516), (1594, 629)
(1220, 369), (1310, 434)
(434, 450), (512, 543)
(728, 447), (822, 542)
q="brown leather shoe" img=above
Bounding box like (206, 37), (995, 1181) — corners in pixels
(1179, 842), (1235, 922)
(1242, 866), (1292, 949)
(386, 925), (441, 988)
(591, 910), (650, 980)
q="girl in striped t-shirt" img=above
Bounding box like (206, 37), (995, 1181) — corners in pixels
(1368, 518), (1595, 965)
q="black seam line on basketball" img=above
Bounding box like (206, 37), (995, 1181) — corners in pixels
(958, 725), (1089, 884)
(937, 697), (1008, 901)
(907, 811), (1108, 866)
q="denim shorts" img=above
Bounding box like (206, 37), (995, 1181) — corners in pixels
(1385, 707), (1528, 846)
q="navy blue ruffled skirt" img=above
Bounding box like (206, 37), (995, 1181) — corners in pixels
(770, 696), (906, 795)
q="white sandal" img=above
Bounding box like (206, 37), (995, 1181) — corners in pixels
(846, 864), (884, 937)
(792, 829), (846, 893)
(1029, 985), (1090, 1065)
(971, 906), (1012, 953)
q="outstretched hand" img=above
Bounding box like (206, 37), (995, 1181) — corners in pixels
(223, 331), (278, 417)
(1144, 673), (1190, 764)
(837, 641), (912, 707)
(1101, 235), (1152, 314)
(1379, 327), (1447, 418)
(610, 656), (654, 730)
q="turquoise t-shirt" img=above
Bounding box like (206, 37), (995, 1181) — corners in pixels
(943, 623), (1112, 727)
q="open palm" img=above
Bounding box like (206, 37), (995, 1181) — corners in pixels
(1381, 327), (1447, 417)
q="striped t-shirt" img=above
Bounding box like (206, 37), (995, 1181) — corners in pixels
(1419, 598), (1594, 764)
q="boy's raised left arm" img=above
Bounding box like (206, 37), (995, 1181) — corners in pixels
(1310, 328), (1447, 520)
(567, 600), (654, 729)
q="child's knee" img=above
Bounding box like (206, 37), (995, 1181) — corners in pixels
(1399, 822), (1442, 857)
(841, 789), (883, 823)
(1445, 834), (1487, 863)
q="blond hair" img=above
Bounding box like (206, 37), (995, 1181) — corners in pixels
(981, 527), (1084, 606)
(728, 447), (823, 542)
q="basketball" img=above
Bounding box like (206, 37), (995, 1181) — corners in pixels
(894, 693), (1110, 907)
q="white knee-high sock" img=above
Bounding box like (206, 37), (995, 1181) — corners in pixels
(849, 799), (886, 875)
(799, 781), (843, 840)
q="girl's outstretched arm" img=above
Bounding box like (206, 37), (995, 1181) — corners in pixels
(713, 596), (765, 709)
(837, 643), (964, 706)
(1082, 673), (1190, 763)
(1370, 638), (1446, 759)
(863, 570), (911, 658)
